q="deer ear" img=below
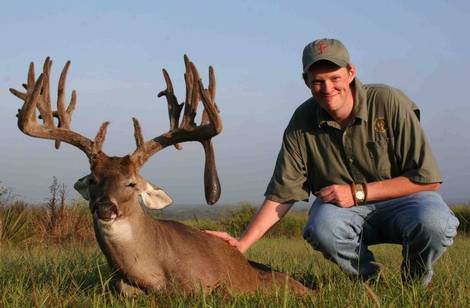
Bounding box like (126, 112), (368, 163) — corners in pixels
(74, 174), (91, 200)
(138, 182), (173, 210)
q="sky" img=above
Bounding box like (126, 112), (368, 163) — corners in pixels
(1, 0), (469, 206)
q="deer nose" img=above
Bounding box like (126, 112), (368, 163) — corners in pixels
(96, 195), (112, 205)
(94, 197), (119, 221)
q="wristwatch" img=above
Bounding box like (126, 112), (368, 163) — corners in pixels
(354, 184), (366, 204)
(350, 183), (368, 206)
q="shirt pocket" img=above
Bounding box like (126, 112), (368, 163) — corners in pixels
(366, 137), (394, 179)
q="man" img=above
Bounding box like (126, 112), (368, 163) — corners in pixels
(207, 38), (459, 286)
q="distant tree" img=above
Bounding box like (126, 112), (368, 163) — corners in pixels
(46, 176), (67, 235)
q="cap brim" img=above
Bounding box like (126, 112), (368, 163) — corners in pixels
(303, 57), (349, 73)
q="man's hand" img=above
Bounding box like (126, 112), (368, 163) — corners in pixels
(204, 230), (242, 252)
(316, 184), (355, 208)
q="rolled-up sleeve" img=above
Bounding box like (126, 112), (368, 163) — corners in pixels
(264, 124), (310, 203)
(391, 90), (442, 184)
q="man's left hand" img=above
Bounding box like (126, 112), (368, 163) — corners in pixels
(316, 184), (355, 208)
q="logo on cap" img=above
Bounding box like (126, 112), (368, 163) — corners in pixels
(317, 42), (329, 54)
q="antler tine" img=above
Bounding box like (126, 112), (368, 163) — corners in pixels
(208, 66), (217, 106)
(157, 69), (183, 150)
(11, 62), (36, 98)
(201, 65), (218, 125)
(133, 118), (144, 148)
(54, 88), (77, 150)
(10, 87), (27, 101)
(180, 55), (201, 130)
(198, 79), (222, 133)
(93, 121), (110, 153)
(189, 58), (201, 117)
(17, 73), (44, 131)
(10, 62), (38, 120)
(201, 139), (221, 205)
(27, 62), (35, 90)
(56, 61), (70, 124)
(54, 60), (72, 149)
(10, 58), (106, 160)
(39, 57), (55, 128)
(66, 90), (77, 114)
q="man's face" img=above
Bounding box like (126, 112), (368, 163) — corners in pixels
(306, 61), (355, 115)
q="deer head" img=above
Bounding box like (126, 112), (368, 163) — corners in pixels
(10, 56), (222, 223)
(73, 154), (174, 223)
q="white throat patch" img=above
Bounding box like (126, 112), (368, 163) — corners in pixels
(97, 216), (135, 243)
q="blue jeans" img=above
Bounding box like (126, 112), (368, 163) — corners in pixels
(303, 191), (459, 286)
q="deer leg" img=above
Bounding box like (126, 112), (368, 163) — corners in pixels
(113, 277), (144, 297)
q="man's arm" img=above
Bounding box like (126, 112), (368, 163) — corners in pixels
(205, 199), (293, 253)
(366, 176), (440, 202)
(316, 176), (440, 208)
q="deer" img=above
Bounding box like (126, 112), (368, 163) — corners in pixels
(9, 57), (310, 297)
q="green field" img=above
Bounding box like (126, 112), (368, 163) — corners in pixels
(0, 203), (469, 307)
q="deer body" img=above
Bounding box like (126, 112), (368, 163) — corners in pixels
(93, 199), (308, 296)
(96, 215), (253, 293)
(10, 57), (310, 297)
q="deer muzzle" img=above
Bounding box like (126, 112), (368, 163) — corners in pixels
(94, 199), (119, 222)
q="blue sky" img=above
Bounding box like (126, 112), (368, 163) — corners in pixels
(1, 1), (469, 205)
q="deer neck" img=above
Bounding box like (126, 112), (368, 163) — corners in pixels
(94, 208), (168, 270)
(94, 206), (154, 244)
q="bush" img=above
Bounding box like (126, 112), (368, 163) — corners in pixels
(185, 216), (222, 231)
(267, 212), (307, 238)
(213, 203), (307, 239)
(219, 203), (257, 237)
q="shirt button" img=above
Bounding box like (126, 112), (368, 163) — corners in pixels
(349, 158), (354, 163)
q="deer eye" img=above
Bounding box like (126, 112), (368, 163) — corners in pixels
(127, 182), (137, 188)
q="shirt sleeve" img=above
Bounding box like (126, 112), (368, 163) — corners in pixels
(390, 89), (442, 184)
(264, 121), (310, 203)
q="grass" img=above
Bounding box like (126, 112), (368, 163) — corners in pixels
(0, 202), (469, 306)
(0, 235), (469, 307)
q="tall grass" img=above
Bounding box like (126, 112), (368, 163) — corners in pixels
(0, 201), (94, 246)
(0, 202), (32, 245)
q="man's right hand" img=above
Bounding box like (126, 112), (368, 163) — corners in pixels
(204, 199), (293, 255)
(204, 230), (242, 252)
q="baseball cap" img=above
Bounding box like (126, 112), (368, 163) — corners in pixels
(302, 38), (350, 73)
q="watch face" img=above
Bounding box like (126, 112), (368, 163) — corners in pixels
(356, 191), (365, 200)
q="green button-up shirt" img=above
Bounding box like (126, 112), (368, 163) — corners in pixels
(265, 79), (442, 204)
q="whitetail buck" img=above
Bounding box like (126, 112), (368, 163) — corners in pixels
(10, 57), (310, 296)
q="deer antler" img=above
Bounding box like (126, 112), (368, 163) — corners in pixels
(11, 56), (223, 205)
(131, 55), (222, 204)
(9, 58), (109, 159)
